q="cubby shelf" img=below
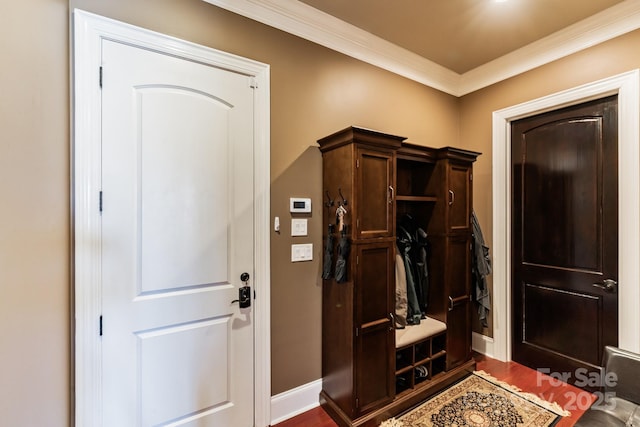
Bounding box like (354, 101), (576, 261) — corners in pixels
(395, 332), (447, 394)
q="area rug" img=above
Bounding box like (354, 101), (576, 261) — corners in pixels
(380, 370), (570, 427)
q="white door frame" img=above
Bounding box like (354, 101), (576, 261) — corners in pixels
(491, 69), (640, 362)
(72, 9), (271, 426)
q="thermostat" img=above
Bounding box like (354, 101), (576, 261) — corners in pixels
(290, 197), (311, 213)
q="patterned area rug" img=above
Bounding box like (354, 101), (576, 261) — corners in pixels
(380, 371), (570, 427)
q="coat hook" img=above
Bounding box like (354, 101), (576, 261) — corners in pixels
(338, 188), (348, 206)
(325, 190), (334, 207)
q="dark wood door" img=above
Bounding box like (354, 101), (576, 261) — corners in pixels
(356, 148), (394, 239)
(447, 162), (472, 232)
(511, 96), (618, 388)
(355, 242), (394, 414)
(445, 234), (472, 369)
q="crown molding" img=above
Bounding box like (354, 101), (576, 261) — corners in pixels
(203, 0), (459, 93)
(204, 0), (640, 97)
(459, 0), (640, 95)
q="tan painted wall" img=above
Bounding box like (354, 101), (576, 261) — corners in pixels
(460, 28), (640, 337)
(4, 0), (640, 424)
(0, 0), (71, 426)
(1, 1), (458, 424)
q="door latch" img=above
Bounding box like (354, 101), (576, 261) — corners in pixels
(232, 272), (251, 308)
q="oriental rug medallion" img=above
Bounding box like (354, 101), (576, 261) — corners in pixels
(380, 371), (570, 427)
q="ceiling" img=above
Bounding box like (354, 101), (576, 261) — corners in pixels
(298, 0), (623, 74)
(204, 0), (640, 95)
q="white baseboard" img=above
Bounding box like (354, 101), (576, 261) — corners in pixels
(472, 331), (496, 359)
(270, 379), (322, 425)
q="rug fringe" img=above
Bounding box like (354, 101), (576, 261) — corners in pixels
(378, 417), (402, 427)
(473, 370), (572, 417)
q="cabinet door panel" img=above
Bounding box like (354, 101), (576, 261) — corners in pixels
(355, 323), (394, 414)
(446, 301), (471, 369)
(358, 149), (394, 238)
(357, 243), (394, 325)
(448, 164), (471, 231)
(447, 235), (471, 299)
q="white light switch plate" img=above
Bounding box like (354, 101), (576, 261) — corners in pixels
(291, 243), (313, 262)
(291, 218), (308, 236)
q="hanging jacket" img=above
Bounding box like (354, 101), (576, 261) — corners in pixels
(397, 215), (430, 324)
(471, 211), (492, 327)
(395, 250), (408, 329)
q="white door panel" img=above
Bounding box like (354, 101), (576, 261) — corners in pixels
(137, 88), (230, 293)
(101, 39), (254, 426)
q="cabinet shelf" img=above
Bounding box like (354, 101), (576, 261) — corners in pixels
(395, 195), (437, 202)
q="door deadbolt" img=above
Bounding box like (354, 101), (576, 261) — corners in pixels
(232, 272), (252, 308)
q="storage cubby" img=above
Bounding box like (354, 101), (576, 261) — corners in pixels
(394, 323), (448, 395)
(396, 154), (436, 199)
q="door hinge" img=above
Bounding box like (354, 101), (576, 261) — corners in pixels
(470, 173), (473, 181)
(355, 327), (359, 337)
(99, 191), (103, 213)
(99, 315), (103, 336)
(99, 66), (103, 89)
(355, 398), (359, 409)
(356, 159), (360, 168)
(249, 77), (258, 89)
(356, 255), (359, 265)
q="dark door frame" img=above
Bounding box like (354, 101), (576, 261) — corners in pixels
(486, 70), (640, 362)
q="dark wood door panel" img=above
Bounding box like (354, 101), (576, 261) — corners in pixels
(520, 282), (602, 365)
(448, 164), (471, 231)
(357, 148), (394, 239)
(520, 117), (602, 271)
(356, 243), (394, 326)
(355, 323), (394, 414)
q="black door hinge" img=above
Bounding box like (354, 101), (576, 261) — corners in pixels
(99, 315), (103, 336)
(99, 66), (103, 89)
(99, 191), (103, 213)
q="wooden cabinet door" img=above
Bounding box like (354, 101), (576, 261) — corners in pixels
(356, 148), (394, 239)
(354, 242), (394, 414)
(445, 235), (472, 369)
(447, 163), (472, 232)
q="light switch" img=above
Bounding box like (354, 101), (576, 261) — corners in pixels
(291, 243), (313, 262)
(291, 218), (308, 236)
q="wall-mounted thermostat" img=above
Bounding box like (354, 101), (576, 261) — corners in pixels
(290, 197), (311, 213)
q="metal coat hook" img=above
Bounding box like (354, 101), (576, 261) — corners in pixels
(325, 190), (335, 207)
(338, 188), (348, 206)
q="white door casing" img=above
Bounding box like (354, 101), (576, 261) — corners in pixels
(490, 70), (640, 362)
(73, 9), (271, 427)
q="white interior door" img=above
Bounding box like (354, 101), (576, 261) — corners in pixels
(101, 38), (255, 426)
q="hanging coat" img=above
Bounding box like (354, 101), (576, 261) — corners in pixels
(472, 211), (492, 327)
(321, 232), (334, 280)
(334, 231), (350, 283)
(395, 249), (408, 329)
